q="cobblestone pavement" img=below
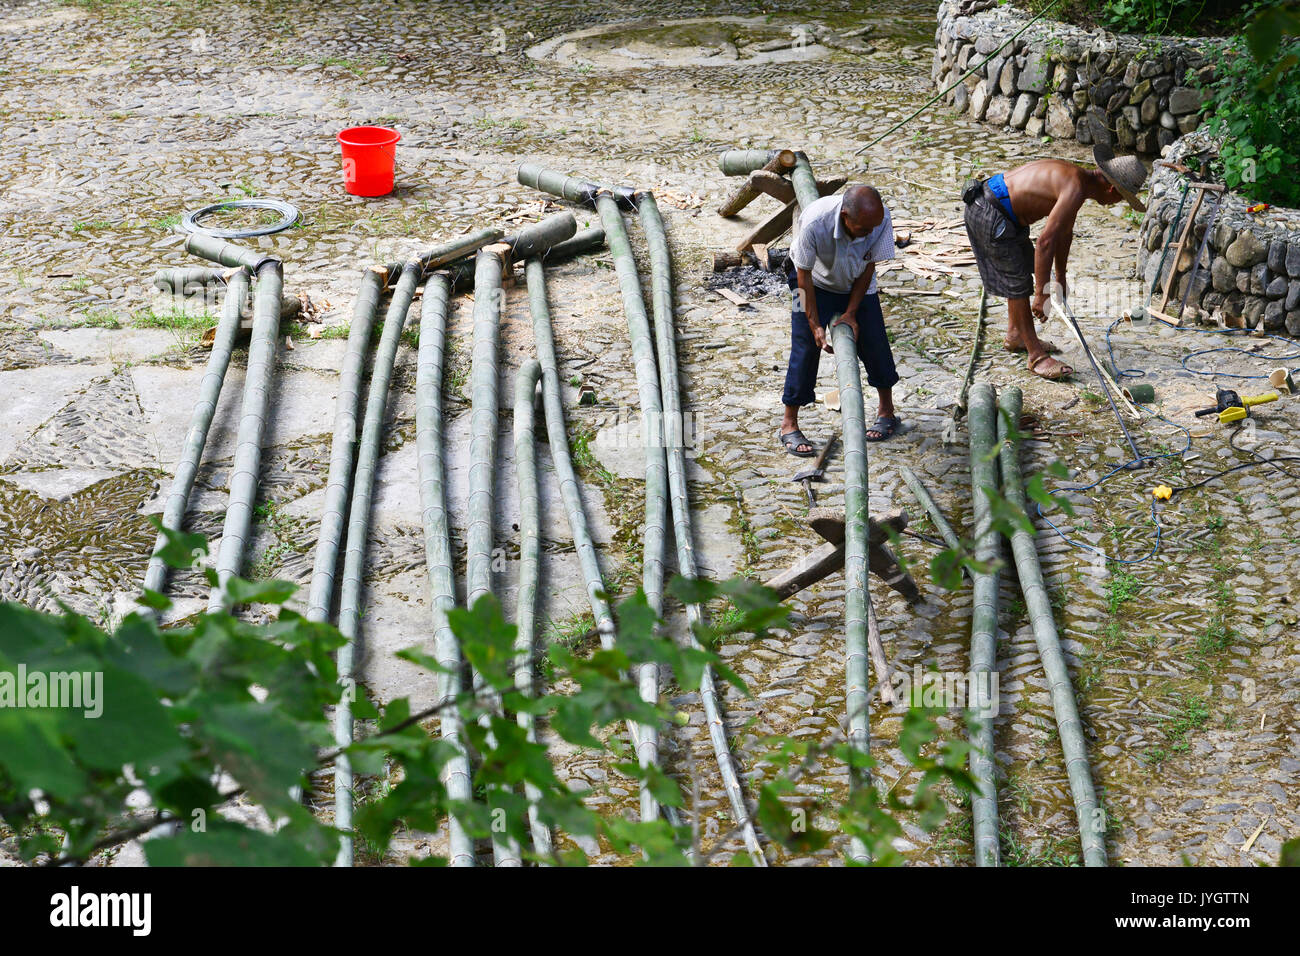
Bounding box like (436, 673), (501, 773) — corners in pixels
(0, 0), (1295, 866)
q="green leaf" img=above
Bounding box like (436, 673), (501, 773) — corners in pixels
(147, 518), (208, 572)
(145, 820), (330, 866)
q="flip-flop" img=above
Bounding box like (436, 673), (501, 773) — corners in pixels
(1005, 337), (1062, 354)
(779, 428), (816, 457)
(865, 415), (901, 442)
(1029, 354), (1074, 380)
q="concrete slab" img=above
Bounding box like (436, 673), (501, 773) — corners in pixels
(0, 364), (113, 465)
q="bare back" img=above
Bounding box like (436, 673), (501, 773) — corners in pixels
(1001, 159), (1093, 227)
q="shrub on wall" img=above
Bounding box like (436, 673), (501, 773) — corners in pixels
(1199, 36), (1300, 206)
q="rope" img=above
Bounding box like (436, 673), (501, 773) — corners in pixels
(853, 0), (1067, 160)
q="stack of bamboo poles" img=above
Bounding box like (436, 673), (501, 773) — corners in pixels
(901, 383), (1107, 867)
(519, 162), (767, 866)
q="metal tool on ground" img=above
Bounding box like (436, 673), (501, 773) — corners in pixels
(1050, 295), (1147, 468)
(1194, 387), (1279, 424)
(792, 433), (837, 506)
(944, 285), (986, 445)
(1144, 180), (1226, 327)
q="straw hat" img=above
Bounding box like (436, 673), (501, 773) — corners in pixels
(1093, 143), (1148, 212)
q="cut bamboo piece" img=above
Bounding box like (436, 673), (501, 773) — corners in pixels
(639, 191), (766, 866)
(513, 358), (553, 862)
(143, 267), (250, 602)
(465, 244), (523, 868)
(306, 266), (385, 623)
(415, 273), (475, 867)
(333, 260), (421, 867)
(718, 148), (796, 177)
(718, 153), (796, 217)
(207, 257), (282, 610)
(966, 383), (1001, 868)
(998, 387), (1107, 868)
(830, 315), (871, 865)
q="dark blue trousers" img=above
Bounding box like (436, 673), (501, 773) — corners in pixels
(782, 273), (899, 408)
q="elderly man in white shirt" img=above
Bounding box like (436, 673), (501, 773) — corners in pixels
(779, 185), (900, 456)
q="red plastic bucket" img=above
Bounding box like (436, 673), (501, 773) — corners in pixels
(337, 126), (400, 197)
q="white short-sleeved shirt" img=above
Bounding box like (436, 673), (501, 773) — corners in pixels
(789, 194), (895, 294)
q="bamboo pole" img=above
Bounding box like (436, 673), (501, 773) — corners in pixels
(790, 151), (822, 210)
(333, 261), (421, 867)
(306, 266), (386, 623)
(143, 267), (250, 600)
(898, 466), (963, 553)
(594, 189), (669, 827)
(513, 358), (553, 861)
(415, 273), (475, 867)
(464, 244), (523, 867)
(183, 233), (276, 273)
(966, 382), (1001, 867)
(207, 257), (282, 610)
(416, 227), (504, 273)
(638, 191), (766, 866)
(524, 259), (615, 642)
(524, 256), (668, 811)
(830, 316), (871, 864)
(718, 151), (797, 218)
(152, 266), (227, 294)
(997, 387), (1107, 867)
(718, 148), (795, 177)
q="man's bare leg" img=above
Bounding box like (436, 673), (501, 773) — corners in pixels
(1009, 298), (1071, 379)
(1004, 296), (1060, 354)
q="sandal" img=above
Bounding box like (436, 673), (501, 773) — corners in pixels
(865, 415), (901, 442)
(779, 428), (816, 457)
(1028, 354), (1074, 380)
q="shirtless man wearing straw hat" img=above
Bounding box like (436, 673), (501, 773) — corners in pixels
(962, 144), (1148, 380)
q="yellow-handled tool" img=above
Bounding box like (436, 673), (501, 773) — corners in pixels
(1194, 388), (1278, 424)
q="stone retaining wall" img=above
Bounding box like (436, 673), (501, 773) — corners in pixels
(1139, 133), (1300, 335)
(931, 1), (1220, 156)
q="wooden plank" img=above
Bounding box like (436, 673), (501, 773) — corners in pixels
(736, 199), (797, 252)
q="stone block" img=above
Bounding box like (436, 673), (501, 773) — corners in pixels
(1177, 113), (1200, 134)
(1243, 296), (1266, 328)
(1267, 274), (1289, 299)
(1268, 240), (1288, 274)
(1226, 231), (1268, 268)
(1288, 309), (1300, 337)
(1211, 255), (1236, 292)
(999, 63), (1018, 96)
(986, 94), (1012, 126)
(1140, 94), (1159, 125)
(1046, 95), (1075, 139)
(1019, 51), (1051, 93)
(1250, 262), (1270, 295)
(1160, 110), (1177, 130)
(1010, 92), (1037, 129)
(1169, 86), (1204, 114)
(1264, 300), (1285, 331)
(970, 80), (991, 121)
(1288, 279), (1300, 311)
(1025, 115), (1045, 138)
(1153, 75), (1174, 94)
(1287, 242), (1300, 278)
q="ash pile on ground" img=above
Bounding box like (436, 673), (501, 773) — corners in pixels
(705, 249), (790, 299)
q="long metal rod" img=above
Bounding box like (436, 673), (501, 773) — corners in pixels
(207, 256), (283, 610)
(830, 316), (871, 865)
(638, 192), (766, 866)
(306, 266), (386, 622)
(997, 387), (1107, 867)
(966, 382), (1001, 867)
(513, 358), (554, 861)
(143, 266), (250, 599)
(415, 273), (475, 867)
(333, 261), (420, 866)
